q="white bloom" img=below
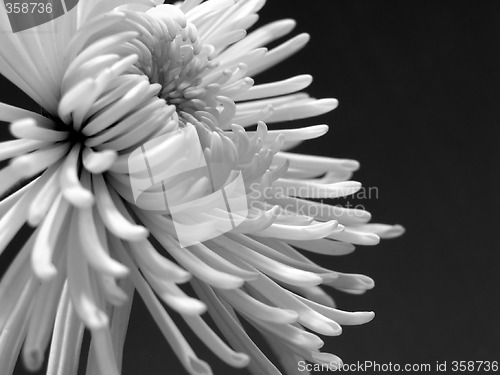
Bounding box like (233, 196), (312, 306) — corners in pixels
(0, 1), (404, 374)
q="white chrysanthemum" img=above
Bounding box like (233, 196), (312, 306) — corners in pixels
(0, 1), (404, 374)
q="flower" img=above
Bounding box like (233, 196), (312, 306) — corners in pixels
(0, 1), (404, 375)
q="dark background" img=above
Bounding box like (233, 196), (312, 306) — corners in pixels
(3, 1), (499, 374)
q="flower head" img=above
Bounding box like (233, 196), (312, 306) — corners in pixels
(0, 1), (403, 374)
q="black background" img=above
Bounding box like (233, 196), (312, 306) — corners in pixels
(2, 1), (499, 374)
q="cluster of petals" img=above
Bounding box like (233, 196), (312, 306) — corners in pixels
(0, 1), (403, 374)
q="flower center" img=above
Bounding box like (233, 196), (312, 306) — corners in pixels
(66, 126), (87, 146)
(41, 107), (87, 146)
(129, 8), (223, 125)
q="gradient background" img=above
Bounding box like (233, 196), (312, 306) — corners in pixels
(1, 1), (499, 374)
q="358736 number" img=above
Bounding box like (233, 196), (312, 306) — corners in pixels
(451, 361), (499, 372)
(5, 2), (53, 14)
